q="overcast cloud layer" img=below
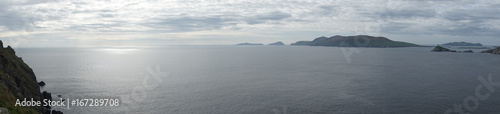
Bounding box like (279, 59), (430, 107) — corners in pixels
(1, 0), (499, 47)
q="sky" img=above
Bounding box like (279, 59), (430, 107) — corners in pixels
(0, 0), (500, 47)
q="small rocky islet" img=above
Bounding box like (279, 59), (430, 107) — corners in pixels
(431, 45), (500, 55)
(268, 41), (285, 45)
(430, 41), (499, 54)
(431, 46), (474, 53)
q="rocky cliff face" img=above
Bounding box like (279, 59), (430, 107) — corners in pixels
(0, 40), (48, 113)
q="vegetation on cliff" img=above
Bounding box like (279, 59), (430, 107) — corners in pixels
(0, 40), (49, 113)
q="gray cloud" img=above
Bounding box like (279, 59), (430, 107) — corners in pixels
(315, 5), (342, 16)
(1, 0), (500, 46)
(0, 1), (28, 31)
(143, 11), (292, 32)
(369, 0), (500, 37)
(144, 16), (239, 32)
(380, 22), (414, 34)
(428, 20), (500, 36)
(442, 9), (500, 21)
(0, 0), (61, 31)
(244, 11), (292, 25)
(99, 13), (114, 18)
(387, 9), (436, 19)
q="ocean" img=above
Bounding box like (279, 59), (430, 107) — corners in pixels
(15, 46), (500, 113)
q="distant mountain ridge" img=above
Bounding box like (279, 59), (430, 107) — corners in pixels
(268, 41), (285, 45)
(236, 42), (263, 45)
(441, 42), (483, 46)
(291, 35), (421, 47)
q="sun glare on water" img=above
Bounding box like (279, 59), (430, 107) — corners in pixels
(101, 48), (139, 54)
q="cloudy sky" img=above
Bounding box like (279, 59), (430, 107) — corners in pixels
(0, 0), (499, 47)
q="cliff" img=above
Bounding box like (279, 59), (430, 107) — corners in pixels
(291, 35), (421, 47)
(0, 40), (54, 113)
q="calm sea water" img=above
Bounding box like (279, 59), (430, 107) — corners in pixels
(15, 46), (500, 114)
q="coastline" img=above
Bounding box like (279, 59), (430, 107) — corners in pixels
(0, 40), (63, 114)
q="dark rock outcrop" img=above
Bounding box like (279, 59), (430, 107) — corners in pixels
(6, 46), (15, 54)
(464, 50), (474, 53)
(38, 81), (46, 86)
(481, 47), (500, 55)
(431, 46), (454, 52)
(291, 35), (421, 47)
(52, 110), (63, 114)
(268, 41), (285, 45)
(41, 91), (52, 109)
(42, 91), (53, 101)
(42, 109), (51, 114)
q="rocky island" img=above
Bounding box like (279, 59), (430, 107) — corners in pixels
(431, 45), (476, 53)
(268, 41), (285, 45)
(0, 40), (62, 114)
(431, 46), (454, 52)
(291, 35), (421, 47)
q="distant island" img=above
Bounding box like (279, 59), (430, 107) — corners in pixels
(441, 42), (483, 46)
(268, 41), (285, 45)
(431, 45), (475, 53)
(236, 42), (263, 45)
(291, 35), (421, 47)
